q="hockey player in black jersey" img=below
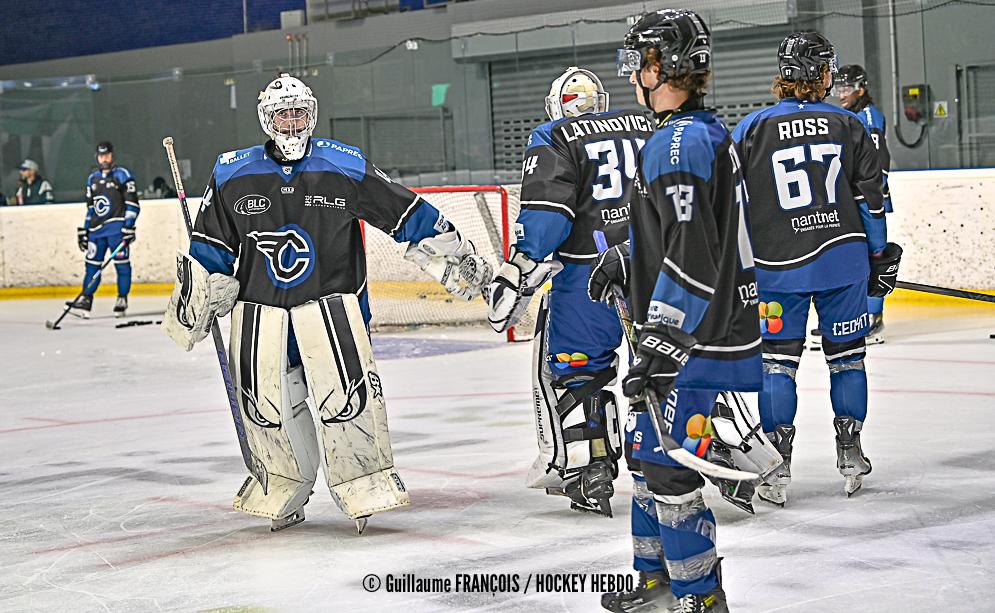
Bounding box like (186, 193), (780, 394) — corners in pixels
(836, 64), (893, 343)
(593, 10), (762, 612)
(732, 33), (901, 502)
(67, 141), (140, 317)
(486, 66), (654, 517)
(162, 74), (491, 531)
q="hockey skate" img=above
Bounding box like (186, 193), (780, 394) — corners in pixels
(756, 425), (795, 507)
(270, 507), (305, 532)
(865, 314), (885, 345)
(834, 416), (872, 496)
(113, 296), (128, 318)
(555, 459), (616, 517)
(65, 294), (93, 318)
(669, 561), (727, 613)
(707, 440), (756, 514)
(601, 569), (676, 612)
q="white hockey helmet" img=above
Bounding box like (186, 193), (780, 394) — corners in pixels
(544, 67), (609, 121)
(257, 74), (318, 161)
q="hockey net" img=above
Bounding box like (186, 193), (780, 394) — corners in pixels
(363, 185), (539, 342)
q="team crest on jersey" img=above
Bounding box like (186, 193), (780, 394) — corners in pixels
(283, 166), (292, 175)
(248, 224), (315, 289)
(233, 194), (271, 215)
(93, 195), (111, 217)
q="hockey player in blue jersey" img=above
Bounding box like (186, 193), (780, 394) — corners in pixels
(731, 32), (902, 502)
(67, 141), (140, 317)
(161, 74), (491, 531)
(837, 64), (893, 344)
(593, 10), (763, 612)
(485, 67), (654, 517)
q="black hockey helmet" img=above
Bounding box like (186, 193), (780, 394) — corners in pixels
(777, 31), (838, 85)
(95, 141), (114, 155)
(619, 9), (710, 112)
(837, 64), (868, 89)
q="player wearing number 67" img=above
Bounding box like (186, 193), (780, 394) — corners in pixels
(731, 32), (902, 503)
(161, 74), (491, 533)
(484, 67), (653, 517)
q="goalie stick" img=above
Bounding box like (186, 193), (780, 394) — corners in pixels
(162, 136), (270, 495)
(593, 230), (759, 482)
(45, 239), (130, 330)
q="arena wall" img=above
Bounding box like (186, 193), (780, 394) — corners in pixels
(0, 168), (993, 294)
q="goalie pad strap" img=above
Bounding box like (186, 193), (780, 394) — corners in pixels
(555, 367), (618, 418)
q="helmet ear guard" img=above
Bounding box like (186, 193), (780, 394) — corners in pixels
(544, 67), (609, 121)
(257, 73), (318, 161)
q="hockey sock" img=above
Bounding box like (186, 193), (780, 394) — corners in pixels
(656, 490), (719, 598)
(631, 475), (664, 572)
(759, 371), (798, 433)
(82, 262), (101, 295)
(867, 295), (884, 316)
(824, 338), (868, 422)
(115, 262), (132, 296)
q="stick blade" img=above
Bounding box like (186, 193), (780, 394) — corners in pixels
(45, 320), (59, 330)
(667, 448), (760, 481)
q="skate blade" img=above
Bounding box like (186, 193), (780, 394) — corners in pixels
(67, 310), (90, 320)
(114, 311), (127, 318)
(844, 475), (864, 496)
(355, 516), (369, 534)
(757, 485), (787, 507)
(271, 509), (305, 532)
(722, 494), (755, 514)
(570, 500), (613, 518)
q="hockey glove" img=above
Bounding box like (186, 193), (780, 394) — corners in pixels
(77, 227), (89, 252)
(868, 242), (902, 297)
(121, 226), (136, 245)
(588, 241), (630, 302)
(162, 252), (239, 351)
(404, 230), (494, 301)
(622, 323), (696, 399)
(485, 246), (563, 333)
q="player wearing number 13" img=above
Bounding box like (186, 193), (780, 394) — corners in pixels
(731, 31), (901, 502)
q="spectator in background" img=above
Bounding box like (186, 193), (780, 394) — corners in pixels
(15, 159), (54, 204)
(145, 176), (177, 199)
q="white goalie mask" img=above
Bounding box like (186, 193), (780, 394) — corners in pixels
(257, 74), (318, 161)
(544, 67), (609, 121)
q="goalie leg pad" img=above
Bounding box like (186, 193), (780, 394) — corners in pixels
(526, 295), (622, 489)
(229, 302), (319, 519)
(162, 251), (239, 351)
(291, 294), (410, 519)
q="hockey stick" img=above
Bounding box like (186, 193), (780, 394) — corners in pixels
(46, 239), (130, 330)
(896, 281), (995, 305)
(593, 231), (759, 482)
(162, 136), (270, 495)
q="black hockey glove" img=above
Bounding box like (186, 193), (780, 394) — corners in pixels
(588, 241), (630, 302)
(122, 226), (137, 245)
(622, 323), (696, 399)
(868, 242), (902, 297)
(77, 227), (89, 252)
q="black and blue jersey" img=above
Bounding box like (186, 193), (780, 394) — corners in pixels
(84, 166), (139, 239)
(732, 98), (886, 293)
(629, 108), (762, 392)
(190, 138), (452, 317)
(851, 101), (892, 212)
(515, 109), (655, 265)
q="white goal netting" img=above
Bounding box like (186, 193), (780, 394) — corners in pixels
(363, 185), (539, 342)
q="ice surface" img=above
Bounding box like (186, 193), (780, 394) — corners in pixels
(2, 296), (995, 612)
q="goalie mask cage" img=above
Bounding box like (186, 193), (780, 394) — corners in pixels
(363, 185), (539, 342)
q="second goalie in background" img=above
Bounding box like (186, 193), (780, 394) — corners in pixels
(162, 74), (491, 532)
(486, 66), (654, 517)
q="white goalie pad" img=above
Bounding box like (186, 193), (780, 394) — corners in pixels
(711, 392), (784, 481)
(162, 251), (239, 351)
(404, 230), (493, 301)
(526, 294), (622, 490)
(290, 293), (410, 519)
(228, 302), (320, 520)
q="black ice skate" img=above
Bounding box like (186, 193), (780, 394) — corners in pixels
(707, 440), (756, 514)
(601, 569), (676, 612)
(669, 560), (728, 613)
(834, 416), (872, 496)
(114, 295), (128, 318)
(65, 294), (93, 319)
(556, 459), (616, 517)
(866, 313), (885, 345)
(756, 424), (795, 507)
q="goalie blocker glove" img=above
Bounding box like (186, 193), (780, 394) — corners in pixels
(486, 245), (563, 332)
(162, 251), (239, 351)
(868, 242), (902, 297)
(404, 230), (493, 301)
(588, 241), (631, 303)
(623, 323), (696, 399)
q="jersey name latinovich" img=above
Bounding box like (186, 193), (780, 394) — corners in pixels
(516, 109), (655, 263)
(191, 138), (450, 313)
(629, 109), (761, 392)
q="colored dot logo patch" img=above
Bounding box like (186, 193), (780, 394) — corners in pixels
(759, 301), (783, 334)
(682, 413), (713, 458)
(554, 352), (590, 369)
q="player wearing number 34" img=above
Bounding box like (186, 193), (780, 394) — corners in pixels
(161, 74), (491, 531)
(730, 32), (902, 504)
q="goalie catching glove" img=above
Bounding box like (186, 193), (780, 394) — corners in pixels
(485, 246), (563, 333)
(161, 252), (239, 351)
(404, 230), (492, 301)
(868, 242), (902, 297)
